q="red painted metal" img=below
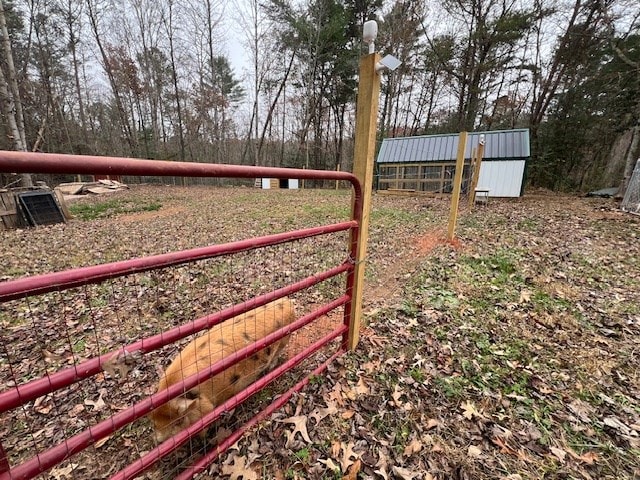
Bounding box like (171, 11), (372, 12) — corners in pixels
(0, 221), (355, 302)
(0, 150), (358, 185)
(0, 444), (8, 474)
(0, 151), (364, 480)
(0, 264), (350, 414)
(1, 298), (349, 480)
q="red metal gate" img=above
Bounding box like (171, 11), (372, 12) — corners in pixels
(0, 152), (363, 479)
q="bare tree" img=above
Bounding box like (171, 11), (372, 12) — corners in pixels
(0, 0), (31, 186)
(528, 0), (610, 158)
(235, 0), (269, 165)
(603, 2), (640, 197)
(86, 0), (136, 154)
(61, 0), (89, 147)
(162, 0), (186, 163)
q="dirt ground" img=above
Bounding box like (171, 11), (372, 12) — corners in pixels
(1, 186), (639, 479)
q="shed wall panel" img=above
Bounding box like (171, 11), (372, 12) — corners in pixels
(477, 160), (525, 197)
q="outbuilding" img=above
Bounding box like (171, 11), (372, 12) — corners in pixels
(376, 129), (530, 197)
(258, 178), (299, 189)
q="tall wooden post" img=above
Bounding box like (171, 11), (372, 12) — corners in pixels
(447, 131), (468, 241)
(347, 52), (381, 351)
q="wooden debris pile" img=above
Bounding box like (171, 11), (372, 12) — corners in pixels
(57, 179), (129, 197)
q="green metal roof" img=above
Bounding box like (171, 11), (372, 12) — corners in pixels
(377, 129), (530, 163)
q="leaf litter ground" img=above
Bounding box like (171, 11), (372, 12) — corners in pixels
(1, 186), (639, 480)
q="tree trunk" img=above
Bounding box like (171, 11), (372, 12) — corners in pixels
(0, 0), (26, 150)
(86, 0), (135, 155)
(257, 48), (296, 162)
(0, 0), (32, 187)
(615, 126), (640, 198)
(164, 1), (186, 165)
(65, 0), (89, 148)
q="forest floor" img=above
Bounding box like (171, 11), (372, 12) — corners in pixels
(1, 186), (639, 480)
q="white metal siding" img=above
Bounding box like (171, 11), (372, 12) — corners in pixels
(477, 160), (525, 197)
(261, 178), (299, 189)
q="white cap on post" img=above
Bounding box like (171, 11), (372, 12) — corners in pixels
(363, 20), (378, 54)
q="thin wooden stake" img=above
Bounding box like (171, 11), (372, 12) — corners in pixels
(468, 140), (485, 209)
(467, 146), (478, 210)
(447, 131), (468, 241)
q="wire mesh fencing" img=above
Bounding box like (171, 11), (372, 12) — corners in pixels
(0, 152), (363, 480)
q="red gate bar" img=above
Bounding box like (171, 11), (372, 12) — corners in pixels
(0, 445), (7, 475)
(0, 297), (349, 480)
(0, 263), (351, 413)
(0, 221), (356, 302)
(0, 150), (359, 186)
(0, 151), (365, 480)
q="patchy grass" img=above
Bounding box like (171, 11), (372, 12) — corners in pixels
(223, 193), (640, 480)
(69, 197), (162, 220)
(1, 187), (639, 479)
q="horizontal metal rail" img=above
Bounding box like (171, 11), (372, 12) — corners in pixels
(0, 263), (351, 414)
(0, 151), (364, 480)
(0, 221), (355, 302)
(1, 297), (349, 480)
(0, 150), (358, 184)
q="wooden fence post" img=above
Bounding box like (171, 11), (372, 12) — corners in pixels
(467, 146), (477, 208)
(468, 139), (485, 210)
(447, 131), (468, 241)
(347, 52), (381, 351)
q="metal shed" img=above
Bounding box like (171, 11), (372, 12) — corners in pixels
(376, 129), (530, 197)
(259, 178), (299, 189)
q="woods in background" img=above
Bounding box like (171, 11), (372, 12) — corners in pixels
(0, 0), (638, 192)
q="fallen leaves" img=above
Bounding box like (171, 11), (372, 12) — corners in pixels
(461, 400), (484, 420)
(221, 454), (258, 480)
(49, 463), (81, 480)
(309, 400), (338, 425)
(282, 415), (311, 448)
(392, 465), (422, 480)
(3, 188), (640, 480)
(84, 390), (106, 412)
(549, 446), (567, 462)
(402, 437), (423, 457)
(340, 458), (361, 480)
(101, 349), (142, 379)
(467, 445), (483, 458)
(33, 394), (54, 414)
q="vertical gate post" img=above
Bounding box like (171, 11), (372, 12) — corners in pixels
(345, 34), (382, 351)
(447, 131), (468, 241)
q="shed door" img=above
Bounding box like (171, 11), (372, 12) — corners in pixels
(477, 160), (525, 197)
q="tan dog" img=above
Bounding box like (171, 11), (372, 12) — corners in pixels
(149, 297), (295, 442)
